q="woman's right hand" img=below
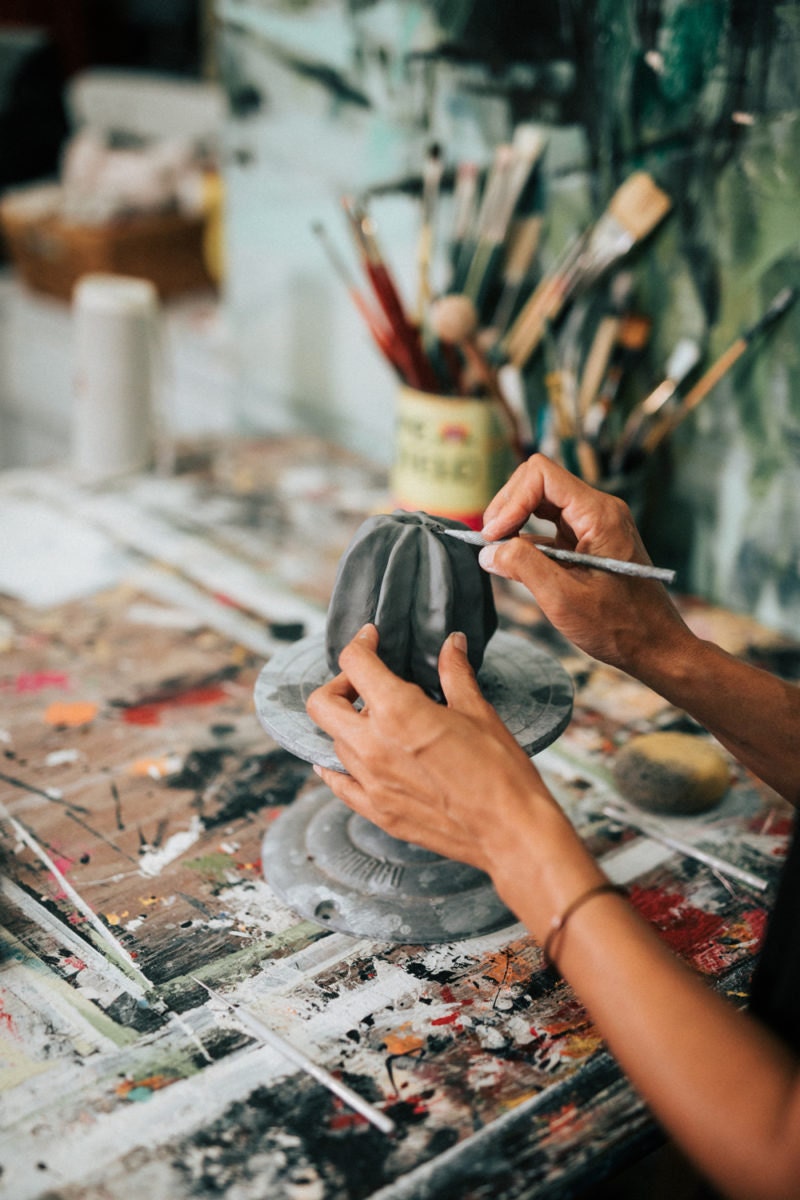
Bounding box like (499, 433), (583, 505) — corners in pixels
(478, 454), (690, 674)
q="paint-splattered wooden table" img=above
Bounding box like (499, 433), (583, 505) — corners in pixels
(0, 437), (794, 1200)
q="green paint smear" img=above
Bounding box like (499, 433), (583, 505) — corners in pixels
(156, 919), (327, 1008)
(0, 929), (139, 1049)
(184, 852), (238, 883)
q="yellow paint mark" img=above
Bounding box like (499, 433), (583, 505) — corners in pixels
(560, 1029), (603, 1060)
(382, 1023), (425, 1056)
(104, 912), (128, 926)
(501, 1090), (539, 1111)
(44, 700), (99, 727)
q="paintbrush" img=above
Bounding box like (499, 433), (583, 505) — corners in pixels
(461, 143), (516, 311)
(575, 273), (636, 426)
(416, 141), (444, 320)
(641, 286), (797, 457)
(342, 196), (439, 392)
(462, 129), (548, 319)
(601, 805), (768, 892)
(437, 527), (676, 583)
(581, 311), (653, 462)
(312, 221), (405, 378)
(503, 172), (671, 369)
(191, 976), (396, 1134)
(610, 337), (701, 472)
(488, 215), (543, 338)
(449, 160), (479, 269)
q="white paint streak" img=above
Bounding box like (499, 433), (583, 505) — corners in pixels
(138, 818), (202, 877)
(44, 749), (81, 767)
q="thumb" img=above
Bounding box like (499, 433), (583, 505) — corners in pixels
(438, 631), (486, 714)
(478, 536), (539, 584)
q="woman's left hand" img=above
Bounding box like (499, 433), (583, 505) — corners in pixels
(306, 624), (552, 875)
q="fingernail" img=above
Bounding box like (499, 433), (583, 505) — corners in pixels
(481, 517), (501, 539)
(357, 623), (374, 640)
(312, 763), (323, 776)
(478, 544), (498, 573)
(450, 630), (467, 652)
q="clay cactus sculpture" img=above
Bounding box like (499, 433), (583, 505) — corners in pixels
(325, 510), (497, 700)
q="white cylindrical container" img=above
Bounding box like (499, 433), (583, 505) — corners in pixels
(71, 273), (161, 481)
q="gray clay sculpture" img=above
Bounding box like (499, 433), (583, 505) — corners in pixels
(325, 510), (497, 700)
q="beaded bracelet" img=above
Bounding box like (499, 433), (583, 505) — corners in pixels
(542, 881), (628, 969)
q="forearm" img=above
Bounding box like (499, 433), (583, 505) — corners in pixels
(490, 812), (800, 1200)
(629, 624), (800, 806)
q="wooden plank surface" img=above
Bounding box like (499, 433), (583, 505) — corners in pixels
(0, 438), (794, 1200)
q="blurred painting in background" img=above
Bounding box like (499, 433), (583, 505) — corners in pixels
(218, 0), (800, 636)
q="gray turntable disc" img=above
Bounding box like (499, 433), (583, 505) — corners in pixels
(254, 631), (574, 944)
(254, 631), (574, 771)
(260, 784), (515, 943)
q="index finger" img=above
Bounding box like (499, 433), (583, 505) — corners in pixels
(481, 453), (601, 541)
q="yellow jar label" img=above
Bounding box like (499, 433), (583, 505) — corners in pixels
(390, 387), (513, 525)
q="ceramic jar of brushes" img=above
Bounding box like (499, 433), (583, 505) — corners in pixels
(390, 386), (515, 530)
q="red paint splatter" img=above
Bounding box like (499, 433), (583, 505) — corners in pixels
(4, 671), (70, 694)
(431, 1010), (461, 1026)
(62, 956), (87, 972)
(747, 812), (793, 839)
(123, 685), (227, 726)
(211, 592), (241, 609)
(0, 999), (16, 1035)
(438, 985), (473, 1008)
(328, 1111), (369, 1131)
(628, 883), (728, 969)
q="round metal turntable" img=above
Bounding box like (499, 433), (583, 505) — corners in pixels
(254, 631), (574, 943)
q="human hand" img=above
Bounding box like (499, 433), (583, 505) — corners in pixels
(306, 624), (554, 878)
(479, 454), (689, 674)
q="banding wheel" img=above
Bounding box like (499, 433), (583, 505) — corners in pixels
(255, 631), (573, 943)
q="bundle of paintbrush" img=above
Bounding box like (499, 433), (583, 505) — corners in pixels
(499, 171), (672, 371)
(313, 138), (684, 480)
(607, 285), (797, 476)
(311, 123), (555, 460)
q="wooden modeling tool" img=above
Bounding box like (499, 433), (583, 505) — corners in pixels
(191, 976), (396, 1134)
(503, 172), (671, 369)
(430, 293), (524, 459)
(641, 286), (797, 456)
(601, 805), (768, 892)
(440, 527), (676, 583)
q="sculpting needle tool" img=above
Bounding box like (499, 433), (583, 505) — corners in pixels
(602, 805), (768, 893)
(438, 527), (676, 584)
(191, 977), (395, 1135)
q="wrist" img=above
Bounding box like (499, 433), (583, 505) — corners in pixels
(486, 797), (606, 946)
(615, 599), (699, 689)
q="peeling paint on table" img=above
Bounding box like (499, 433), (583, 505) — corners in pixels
(0, 437), (793, 1200)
